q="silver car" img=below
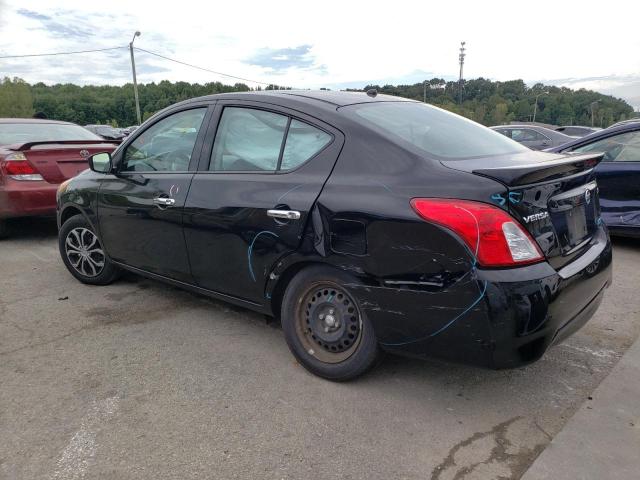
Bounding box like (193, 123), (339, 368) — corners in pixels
(491, 125), (573, 150)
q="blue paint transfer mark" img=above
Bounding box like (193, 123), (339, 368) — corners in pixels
(277, 184), (304, 203)
(492, 192), (522, 206)
(491, 193), (506, 206)
(327, 293), (334, 302)
(265, 293), (272, 299)
(508, 191), (522, 205)
(380, 280), (488, 347)
(248, 231), (279, 282)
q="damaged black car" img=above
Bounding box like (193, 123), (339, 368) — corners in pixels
(56, 90), (612, 380)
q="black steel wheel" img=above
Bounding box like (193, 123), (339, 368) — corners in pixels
(281, 266), (380, 381)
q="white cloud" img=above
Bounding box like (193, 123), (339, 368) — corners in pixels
(1, 0), (639, 96)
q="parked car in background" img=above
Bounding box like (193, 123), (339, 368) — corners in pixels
(547, 120), (640, 237)
(84, 124), (125, 141)
(0, 118), (118, 238)
(609, 118), (640, 129)
(491, 125), (572, 150)
(122, 125), (138, 136)
(554, 126), (601, 137)
(57, 91), (611, 380)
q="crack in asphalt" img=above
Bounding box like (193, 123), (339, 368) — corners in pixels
(430, 416), (547, 480)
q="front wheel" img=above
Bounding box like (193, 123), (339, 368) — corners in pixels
(58, 214), (119, 285)
(281, 266), (380, 381)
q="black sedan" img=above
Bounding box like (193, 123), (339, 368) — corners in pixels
(547, 121), (640, 237)
(57, 91), (612, 380)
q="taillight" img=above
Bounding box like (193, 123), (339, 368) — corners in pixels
(410, 198), (543, 267)
(2, 152), (44, 181)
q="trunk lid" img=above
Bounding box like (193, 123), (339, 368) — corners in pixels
(10, 140), (118, 184)
(442, 151), (604, 269)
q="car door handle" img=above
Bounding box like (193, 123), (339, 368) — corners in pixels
(267, 209), (301, 220)
(153, 197), (175, 207)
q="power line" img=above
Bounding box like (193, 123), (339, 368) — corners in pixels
(0, 43), (273, 87)
(0, 46), (126, 59)
(134, 46), (271, 86)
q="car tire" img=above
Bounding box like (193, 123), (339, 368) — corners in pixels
(59, 214), (120, 285)
(0, 220), (8, 239)
(281, 265), (380, 381)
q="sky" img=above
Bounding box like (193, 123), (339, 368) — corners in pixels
(1, 0), (639, 107)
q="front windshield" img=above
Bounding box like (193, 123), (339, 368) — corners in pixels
(344, 102), (528, 159)
(0, 123), (103, 145)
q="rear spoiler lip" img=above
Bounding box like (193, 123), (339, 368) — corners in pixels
(7, 139), (121, 151)
(469, 152), (604, 187)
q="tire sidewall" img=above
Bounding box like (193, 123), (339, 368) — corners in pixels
(58, 214), (118, 285)
(281, 265), (379, 381)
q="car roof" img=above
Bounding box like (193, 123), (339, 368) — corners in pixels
(547, 120), (640, 152)
(175, 90), (415, 109)
(0, 118), (74, 125)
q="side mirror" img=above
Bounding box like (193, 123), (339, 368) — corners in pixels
(88, 152), (113, 173)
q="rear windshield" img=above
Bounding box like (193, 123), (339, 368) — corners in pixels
(344, 102), (528, 159)
(0, 123), (102, 145)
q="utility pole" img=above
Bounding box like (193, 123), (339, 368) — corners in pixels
(129, 31), (142, 125)
(458, 41), (466, 105)
(532, 91), (548, 123)
(423, 80), (427, 103)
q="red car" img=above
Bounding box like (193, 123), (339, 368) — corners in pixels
(0, 118), (118, 237)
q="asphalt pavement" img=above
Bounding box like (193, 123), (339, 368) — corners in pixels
(1, 217), (639, 480)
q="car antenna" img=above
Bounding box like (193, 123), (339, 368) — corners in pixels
(366, 88), (377, 98)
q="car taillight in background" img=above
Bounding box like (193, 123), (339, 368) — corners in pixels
(1, 152), (44, 181)
(410, 198), (543, 267)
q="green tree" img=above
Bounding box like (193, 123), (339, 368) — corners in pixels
(0, 77), (35, 117)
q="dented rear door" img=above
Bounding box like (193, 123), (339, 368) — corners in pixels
(183, 101), (344, 304)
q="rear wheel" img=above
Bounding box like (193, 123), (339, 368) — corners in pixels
(0, 220), (7, 239)
(59, 214), (119, 285)
(281, 266), (380, 381)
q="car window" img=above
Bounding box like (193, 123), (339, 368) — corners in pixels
(494, 128), (510, 138)
(511, 129), (546, 142)
(0, 123), (102, 144)
(280, 120), (332, 170)
(122, 108), (206, 172)
(210, 107), (288, 172)
(571, 131), (640, 162)
(345, 102), (527, 159)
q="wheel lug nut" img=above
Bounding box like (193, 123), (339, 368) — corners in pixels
(329, 309), (335, 315)
(319, 313), (325, 320)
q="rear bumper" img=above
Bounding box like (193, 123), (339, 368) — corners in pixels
(0, 179), (58, 219)
(347, 227), (613, 369)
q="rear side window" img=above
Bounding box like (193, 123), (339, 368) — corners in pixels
(209, 108), (332, 172)
(345, 102), (528, 159)
(210, 108), (287, 172)
(281, 120), (331, 170)
(571, 131), (640, 162)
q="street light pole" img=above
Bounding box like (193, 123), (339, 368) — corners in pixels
(532, 91), (548, 123)
(129, 31), (142, 125)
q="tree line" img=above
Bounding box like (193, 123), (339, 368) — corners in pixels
(0, 76), (635, 128)
(355, 78), (636, 127)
